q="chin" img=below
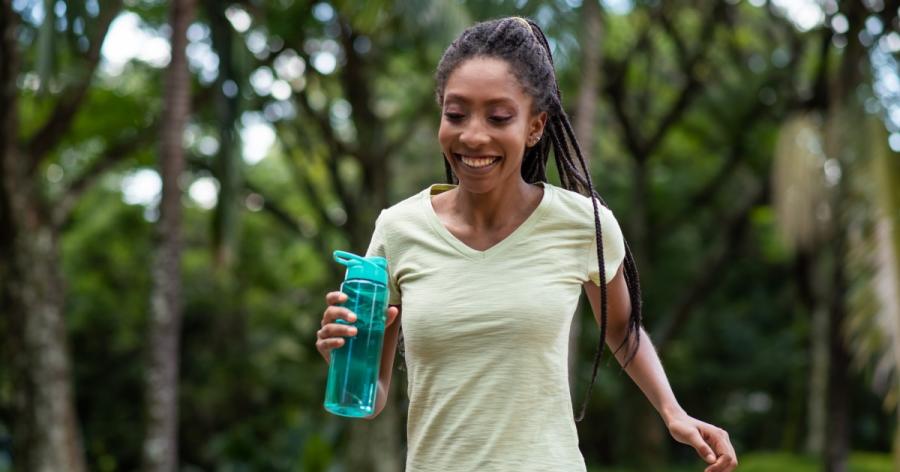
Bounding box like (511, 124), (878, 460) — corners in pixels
(454, 176), (511, 194)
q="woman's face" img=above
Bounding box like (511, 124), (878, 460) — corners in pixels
(438, 56), (547, 194)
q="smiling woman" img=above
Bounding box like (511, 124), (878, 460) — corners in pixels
(438, 57), (545, 188)
(315, 16), (738, 472)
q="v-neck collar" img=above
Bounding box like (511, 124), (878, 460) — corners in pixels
(422, 181), (553, 260)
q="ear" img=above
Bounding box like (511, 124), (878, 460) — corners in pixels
(531, 110), (548, 135)
(527, 110), (548, 146)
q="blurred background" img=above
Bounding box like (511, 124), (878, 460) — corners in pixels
(1, 0), (900, 471)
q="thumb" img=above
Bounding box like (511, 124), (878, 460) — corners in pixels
(386, 306), (399, 327)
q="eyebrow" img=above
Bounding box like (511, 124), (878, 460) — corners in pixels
(444, 93), (518, 107)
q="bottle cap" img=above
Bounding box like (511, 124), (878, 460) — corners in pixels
(333, 250), (388, 285)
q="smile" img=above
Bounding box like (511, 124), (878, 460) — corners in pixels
(454, 153), (501, 170)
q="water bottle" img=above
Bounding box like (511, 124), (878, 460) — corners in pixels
(324, 250), (389, 418)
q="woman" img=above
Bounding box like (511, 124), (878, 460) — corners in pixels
(316, 16), (738, 472)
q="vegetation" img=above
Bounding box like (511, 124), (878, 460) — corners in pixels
(1, 0), (898, 470)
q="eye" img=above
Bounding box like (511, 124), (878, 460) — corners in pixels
(489, 115), (512, 124)
(443, 112), (465, 122)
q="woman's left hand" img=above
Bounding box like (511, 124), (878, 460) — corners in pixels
(666, 412), (738, 472)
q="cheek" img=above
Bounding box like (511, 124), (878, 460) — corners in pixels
(503, 125), (528, 149)
(437, 121), (453, 147)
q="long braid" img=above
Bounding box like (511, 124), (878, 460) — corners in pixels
(410, 16), (646, 423)
(530, 18), (645, 410)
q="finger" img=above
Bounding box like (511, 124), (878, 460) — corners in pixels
(705, 453), (737, 472)
(386, 306), (399, 326)
(316, 336), (345, 352)
(322, 306), (357, 326)
(325, 291), (348, 305)
(685, 428), (716, 464)
(706, 427), (734, 458)
(703, 430), (736, 472)
(718, 435), (737, 471)
(319, 323), (358, 339)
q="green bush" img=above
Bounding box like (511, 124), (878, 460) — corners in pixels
(591, 451), (892, 472)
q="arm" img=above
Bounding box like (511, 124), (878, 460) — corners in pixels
(582, 265), (685, 424)
(363, 304), (402, 420)
(582, 266), (738, 472)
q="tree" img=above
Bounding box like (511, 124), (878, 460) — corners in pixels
(0, 1), (123, 469)
(142, 0), (195, 470)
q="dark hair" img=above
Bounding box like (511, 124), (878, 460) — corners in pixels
(397, 16), (644, 423)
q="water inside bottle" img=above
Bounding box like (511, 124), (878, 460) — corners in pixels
(324, 280), (386, 417)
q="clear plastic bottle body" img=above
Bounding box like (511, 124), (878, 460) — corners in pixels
(324, 278), (388, 417)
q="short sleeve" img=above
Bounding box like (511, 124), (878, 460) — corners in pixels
(586, 201), (626, 285)
(365, 210), (402, 305)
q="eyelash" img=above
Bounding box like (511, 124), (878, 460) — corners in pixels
(443, 113), (512, 124)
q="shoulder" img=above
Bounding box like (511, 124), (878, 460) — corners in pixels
(375, 185), (434, 232)
(544, 182), (618, 229)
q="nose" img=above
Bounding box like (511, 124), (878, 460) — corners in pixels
(458, 118), (491, 149)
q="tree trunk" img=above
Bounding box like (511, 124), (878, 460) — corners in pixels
(805, 304), (828, 455)
(5, 217), (86, 472)
(207, 0), (241, 270)
(824, 248), (850, 472)
(820, 3), (864, 467)
(573, 0), (601, 157)
(1, 2), (86, 470)
(627, 156), (665, 468)
(895, 407), (900, 472)
(630, 158), (649, 268)
(795, 248), (828, 456)
(142, 0), (194, 470)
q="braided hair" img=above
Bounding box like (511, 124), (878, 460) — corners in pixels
(396, 16), (644, 423)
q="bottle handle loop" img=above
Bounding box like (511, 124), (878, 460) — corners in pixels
(333, 250), (370, 268)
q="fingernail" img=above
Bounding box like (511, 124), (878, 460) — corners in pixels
(349, 313), (357, 321)
(706, 454), (715, 462)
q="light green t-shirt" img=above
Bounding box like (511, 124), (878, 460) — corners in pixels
(365, 181), (626, 472)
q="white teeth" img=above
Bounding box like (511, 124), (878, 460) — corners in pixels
(458, 155), (500, 168)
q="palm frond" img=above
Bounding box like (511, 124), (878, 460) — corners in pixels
(844, 118), (900, 412)
(771, 113), (831, 254)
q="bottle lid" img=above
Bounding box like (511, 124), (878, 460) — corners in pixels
(333, 250), (388, 285)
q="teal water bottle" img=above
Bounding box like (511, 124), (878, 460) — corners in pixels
(324, 250), (389, 418)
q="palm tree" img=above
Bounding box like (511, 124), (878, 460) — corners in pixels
(844, 118), (900, 471)
(771, 113), (831, 456)
(772, 58), (900, 472)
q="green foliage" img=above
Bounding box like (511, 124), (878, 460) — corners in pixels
(63, 186), (155, 471)
(2, 0), (898, 470)
(591, 451), (894, 472)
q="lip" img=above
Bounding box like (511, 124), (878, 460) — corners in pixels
(453, 153), (502, 174)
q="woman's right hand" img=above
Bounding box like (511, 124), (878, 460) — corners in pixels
(316, 291), (400, 365)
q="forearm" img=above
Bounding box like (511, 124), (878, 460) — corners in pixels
(363, 308), (401, 420)
(363, 381), (388, 419)
(364, 353), (397, 420)
(366, 374), (391, 420)
(608, 326), (685, 425)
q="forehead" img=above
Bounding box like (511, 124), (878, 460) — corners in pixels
(443, 56), (531, 108)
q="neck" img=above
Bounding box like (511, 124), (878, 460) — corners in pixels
(449, 177), (541, 229)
